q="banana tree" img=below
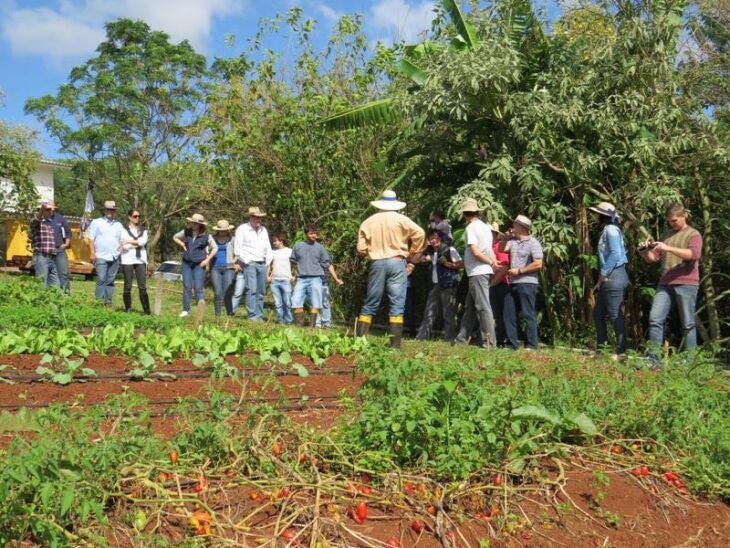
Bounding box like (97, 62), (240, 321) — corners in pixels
(323, 0), (477, 129)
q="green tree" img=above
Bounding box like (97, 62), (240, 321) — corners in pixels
(200, 9), (405, 319)
(25, 18), (210, 259)
(0, 120), (40, 215)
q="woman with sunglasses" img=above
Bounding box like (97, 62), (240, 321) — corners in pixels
(119, 209), (151, 314)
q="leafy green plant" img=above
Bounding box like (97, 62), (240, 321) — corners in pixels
(127, 351), (176, 381)
(35, 354), (96, 385)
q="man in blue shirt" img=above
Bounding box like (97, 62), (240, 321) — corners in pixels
(87, 200), (124, 306)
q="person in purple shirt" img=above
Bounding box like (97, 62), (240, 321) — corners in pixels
(639, 202), (703, 367)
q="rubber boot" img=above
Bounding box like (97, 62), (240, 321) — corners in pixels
(140, 292), (151, 315)
(293, 308), (305, 327)
(123, 291), (132, 312)
(389, 317), (404, 349)
(355, 315), (371, 337)
(310, 309), (318, 328)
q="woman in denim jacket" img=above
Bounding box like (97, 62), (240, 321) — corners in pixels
(590, 202), (629, 358)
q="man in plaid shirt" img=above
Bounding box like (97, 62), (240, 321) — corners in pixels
(28, 201), (60, 287)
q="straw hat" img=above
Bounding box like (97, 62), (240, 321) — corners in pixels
(489, 221), (503, 236)
(186, 213), (207, 225)
(513, 215), (532, 230)
(103, 200), (117, 210)
(248, 206), (267, 217)
(460, 198), (481, 214)
(38, 200), (55, 210)
(588, 202), (617, 218)
(370, 190), (406, 211)
(212, 219), (232, 232)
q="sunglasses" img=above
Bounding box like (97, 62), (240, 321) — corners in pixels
(131, 214), (140, 218)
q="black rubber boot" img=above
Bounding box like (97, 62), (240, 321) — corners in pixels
(355, 316), (371, 337)
(123, 291), (132, 312)
(310, 312), (318, 328)
(140, 292), (151, 315)
(293, 308), (304, 327)
(389, 323), (404, 349)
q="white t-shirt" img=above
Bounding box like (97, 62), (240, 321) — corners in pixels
(120, 225), (148, 265)
(463, 219), (493, 277)
(270, 247), (292, 280)
(431, 246), (462, 284)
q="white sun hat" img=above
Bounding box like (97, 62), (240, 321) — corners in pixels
(370, 190), (406, 211)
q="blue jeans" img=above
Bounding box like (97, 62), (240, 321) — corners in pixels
(594, 266), (629, 354)
(503, 283), (539, 349)
(34, 253), (59, 287)
(648, 284), (698, 356)
(210, 267), (234, 316)
(292, 276), (323, 311)
(232, 271), (246, 315)
(244, 262), (267, 320)
(317, 283), (331, 327)
(95, 257), (120, 305)
(271, 279), (293, 323)
(54, 249), (70, 293)
(360, 258), (407, 318)
(181, 260), (206, 312)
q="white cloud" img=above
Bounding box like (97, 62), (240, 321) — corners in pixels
(313, 1), (339, 24)
(1, 0), (244, 63)
(368, 0), (436, 44)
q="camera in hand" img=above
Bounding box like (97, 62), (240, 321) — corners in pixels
(637, 241), (658, 252)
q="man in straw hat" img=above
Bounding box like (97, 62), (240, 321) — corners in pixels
(87, 200), (124, 306)
(453, 198), (498, 348)
(639, 202), (703, 367)
(28, 200), (62, 288)
(233, 206), (273, 320)
(356, 190), (425, 349)
(498, 214), (543, 350)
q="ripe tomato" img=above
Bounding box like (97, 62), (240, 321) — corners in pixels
(347, 507), (364, 524)
(355, 501), (368, 522)
(278, 487), (291, 499)
(272, 441), (282, 457)
(411, 519), (424, 533)
(610, 446), (622, 454)
(385, 537), (401, 547)
(494, 475), (502, 487)
(281, 529), (296, 543)
(169, 450), (178, 465)
(158, 472), (170, 482)
(358, 485), (372, 495)
(403, 482), (415, 495)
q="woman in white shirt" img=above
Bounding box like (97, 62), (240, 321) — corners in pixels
(120, 209), (150, 314)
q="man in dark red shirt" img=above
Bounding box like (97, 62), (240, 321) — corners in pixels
(639, 202), (703, 366)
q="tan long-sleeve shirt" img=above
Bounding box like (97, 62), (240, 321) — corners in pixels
(357, 211), (426, 261)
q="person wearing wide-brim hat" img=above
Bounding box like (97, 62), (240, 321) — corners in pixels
(87, 200), (124, 306)
(498, 214), (544, 350)
(355, 190), (425, 348)
(589, 202), (629, 358)
(452, 198), (499, 348)
(173, 213), (217, 317)
(232, 207), (273, 320)
(209, 220), (236, 317)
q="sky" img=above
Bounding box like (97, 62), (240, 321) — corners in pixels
(0, 0), (558, 158)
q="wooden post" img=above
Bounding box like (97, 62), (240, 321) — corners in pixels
(154, 274), (163, 316)
(194, 299), (205, 327)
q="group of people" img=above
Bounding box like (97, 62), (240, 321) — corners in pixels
(29, 190), (703, 365)
(354, 191), (703, 363)
(354, 191), (545, 350)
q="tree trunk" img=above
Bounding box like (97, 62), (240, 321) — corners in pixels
(697, 179), (720, 342)
(577, 203), (593, 323)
